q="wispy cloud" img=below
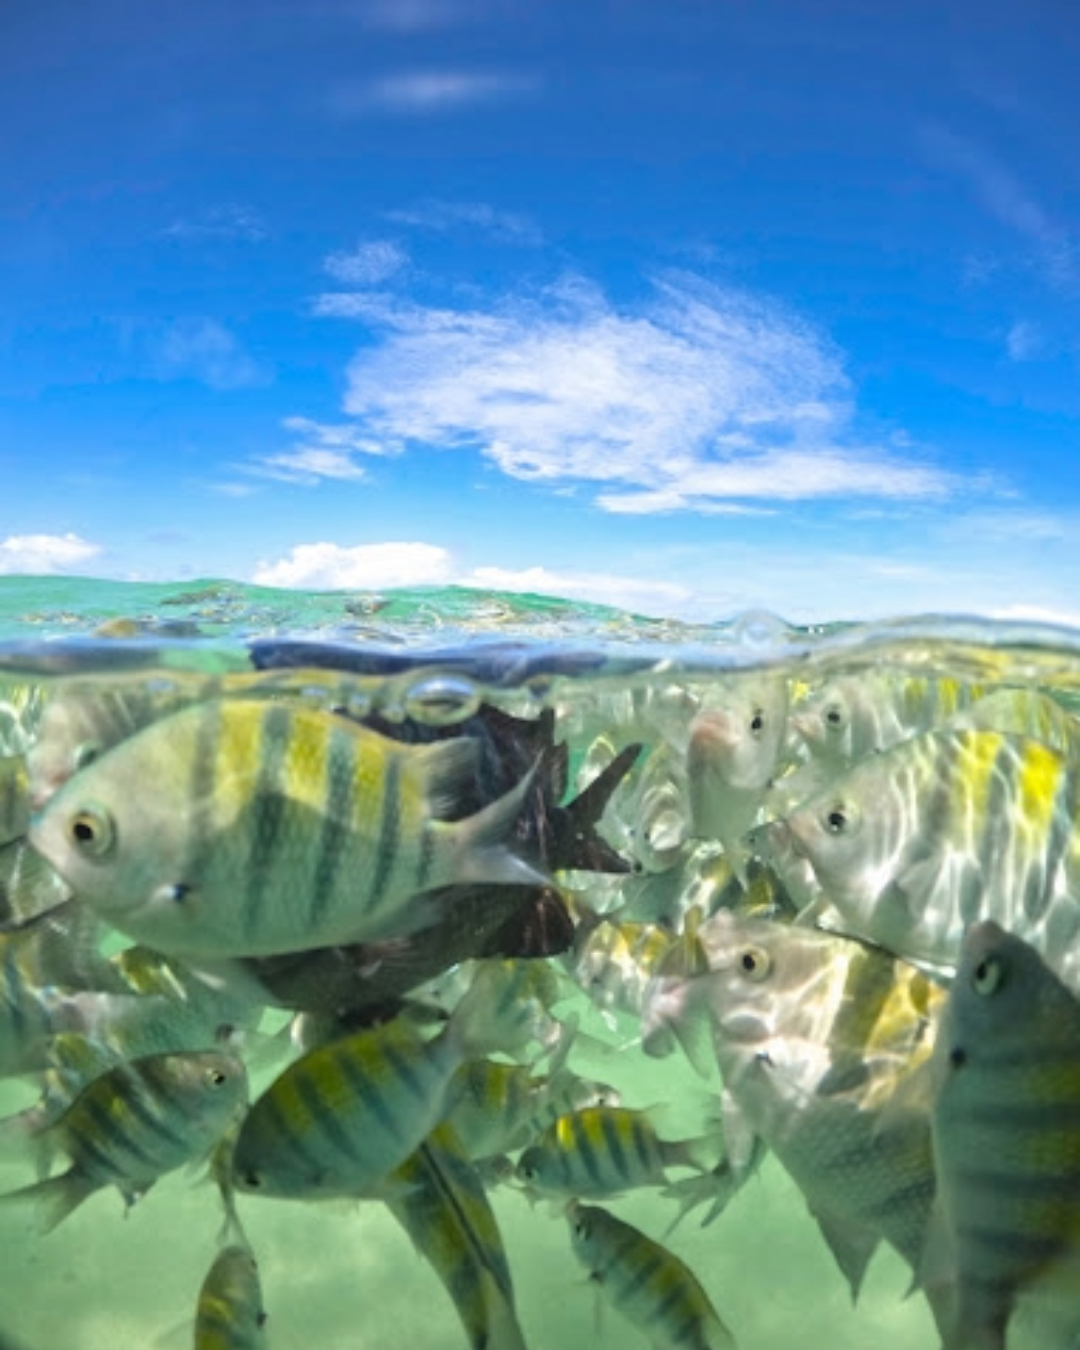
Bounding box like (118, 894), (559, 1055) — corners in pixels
(151, 319), (268, 391)
(1005, 319), (1047, 362)
(312, 269), (965, 512)
(161, 205), (267, 244)
(386, 201), (542, 246)
(244, 415), (401, 485)
(254, 448), (369, 484)
(923, 126), (1077, 288)
(324, 241), (408, 286)
(329, 70), (537, 116)
(0, 532), (102, 576)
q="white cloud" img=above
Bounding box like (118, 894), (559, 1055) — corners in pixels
(0, 533), (102, 575)
(244, 416), (402, 485)
(161, 205), (267, 244)
(313, 270), (961, 512)
(252, 541), (454, 589)
(153, 319), (266, 390)
(251, 544), (691, 617)
(329, 70), (537, 116)
(324, 241), (408, 286)
(385, 201), (542, 245)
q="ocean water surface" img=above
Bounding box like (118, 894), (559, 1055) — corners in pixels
(3, 577), (1080, 1350)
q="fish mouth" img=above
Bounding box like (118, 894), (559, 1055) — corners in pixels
(746, 817), (803, 866)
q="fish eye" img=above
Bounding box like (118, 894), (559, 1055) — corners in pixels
(69, 806), (116, 859)
(972, 955), (1004, 997)
(737, 945), (771, 981)
(749, 710), (765, 734)
(573, 1217), (591, 1240)
(205, 1068), (229, 1088)
(822, 801), (858, 836)
(824, 704), (844, 728)
(241, 1170), (262, 1189)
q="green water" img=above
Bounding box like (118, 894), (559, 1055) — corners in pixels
(3, 577), (1080, 1349)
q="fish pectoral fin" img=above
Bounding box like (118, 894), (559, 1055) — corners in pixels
(810, 1207), (881, 1304)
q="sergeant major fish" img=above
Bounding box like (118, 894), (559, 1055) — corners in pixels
(194, 1243), (268, 1350)
(925, 921), (1080, 1350)
(30, 698), (546, 959)
(232, 961), (555, 1200)
(0, 1048), (248, 1232)
(566, 1202), (737, 1350)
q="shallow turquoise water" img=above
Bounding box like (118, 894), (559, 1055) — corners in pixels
(3, 578), (1080, 1349)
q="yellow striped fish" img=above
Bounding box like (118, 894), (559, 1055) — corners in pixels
(515, 1104), (721, 1201)
(753, 726), (1080, 984)
(30, 697), (545, 959)
(386, 1121), (525, 1350)
(232, 961), (551, 1199)
(567, 1202), (736, 1350)
(194, 1243), (268, 1350)
(926, 921), (1080, 1350)
(0, 1048), (248, 1232)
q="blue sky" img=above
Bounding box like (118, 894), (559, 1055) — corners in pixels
(1, 0), (1078, 624)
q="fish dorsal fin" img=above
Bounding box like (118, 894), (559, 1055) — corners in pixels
(810, 1206), (881, 1304)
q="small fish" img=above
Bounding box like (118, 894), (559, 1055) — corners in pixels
(925, 921), (1080, 1350)
(516, 1104), (721, 1202)
(232, 961), (553, 1199)
(753, 726), (1080, 986)
(444, 1057), (619, 1162)
(194, 1243), (268, 1350)
(385, 1121), (525, 1350)
(645, 910), (944, 1298)
(0, 1048), (248, 1232)
(687, 675), (790, 883)
(30, 698), (546, 959)
(567, 1202), (737, 1350)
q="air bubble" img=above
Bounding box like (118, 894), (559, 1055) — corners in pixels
(402, 672), (482, 726)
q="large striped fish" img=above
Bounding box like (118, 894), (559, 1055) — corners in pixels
(926, 921), (1080, 1350)
(645, 911), (945, 1303)
(29, 698), (546, 958)
(231, 961), (553, 1199)
(193, 1243), (268, 1350)
(753, 726), (1080, 986)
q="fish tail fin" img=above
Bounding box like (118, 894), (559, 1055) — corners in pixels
(664, 1127), (726, 1176)
(661, 1161), (741, 1231)
(0, 1169), (96, 1234)
(444, 763), (550, 890)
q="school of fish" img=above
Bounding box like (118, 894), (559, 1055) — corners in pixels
(4, 653), (1080, 1348)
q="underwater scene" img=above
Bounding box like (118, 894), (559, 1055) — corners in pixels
(5, 578), (1080, 1350)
